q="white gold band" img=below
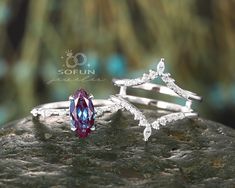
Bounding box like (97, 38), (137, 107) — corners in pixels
(31, 99), (116, 118)
(115, 82), (202, 101)
(112, 58), (202, 140)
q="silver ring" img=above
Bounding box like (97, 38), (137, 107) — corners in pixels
(31, 89), (119, 138)
(112, 58), (202, 141)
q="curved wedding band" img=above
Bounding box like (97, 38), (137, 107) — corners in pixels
(112, 58), (202, 141)
(113, 58), (202, 112)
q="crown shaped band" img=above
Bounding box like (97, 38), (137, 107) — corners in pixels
(112, 58), (202, 141)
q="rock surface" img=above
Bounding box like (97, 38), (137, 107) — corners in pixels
(0, 110), (235, 188)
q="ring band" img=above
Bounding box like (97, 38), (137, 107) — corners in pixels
(112, 58), (202, 141)
(31, 89), (120, 138)
(31, 99), (114, 118)
(114, 82), (201, 113)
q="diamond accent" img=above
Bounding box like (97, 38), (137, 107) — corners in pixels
(112, 58), (200, 141)
(108, 96), (189, 141)
(113, 58), (191, 100)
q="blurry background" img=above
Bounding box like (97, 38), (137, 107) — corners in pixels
(0, 0), (235, 128)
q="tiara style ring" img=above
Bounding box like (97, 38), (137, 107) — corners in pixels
(112, 58), (202, 140)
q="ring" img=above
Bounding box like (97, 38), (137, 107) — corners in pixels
(31, 89), (119, 138)
(30, 58), (202, 141)
(112, 58), (202, 141)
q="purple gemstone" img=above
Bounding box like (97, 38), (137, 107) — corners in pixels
(69, 89), (95, 138)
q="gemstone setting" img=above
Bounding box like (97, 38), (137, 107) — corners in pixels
(69, 89), (95, 138)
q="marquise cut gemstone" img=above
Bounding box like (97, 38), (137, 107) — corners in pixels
(69, 89), (95, 138)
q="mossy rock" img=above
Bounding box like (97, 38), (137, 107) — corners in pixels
(0, 110), (235, 188)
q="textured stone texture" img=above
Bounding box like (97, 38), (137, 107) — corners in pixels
(0, 110), (235, 188)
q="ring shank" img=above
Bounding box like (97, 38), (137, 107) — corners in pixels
(117, 94), (190, 112)
(114, 80), (202, 113)
(35, 100), (114, 109)
(131, 82), (202, 101)
(31, 99), (114, 117)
